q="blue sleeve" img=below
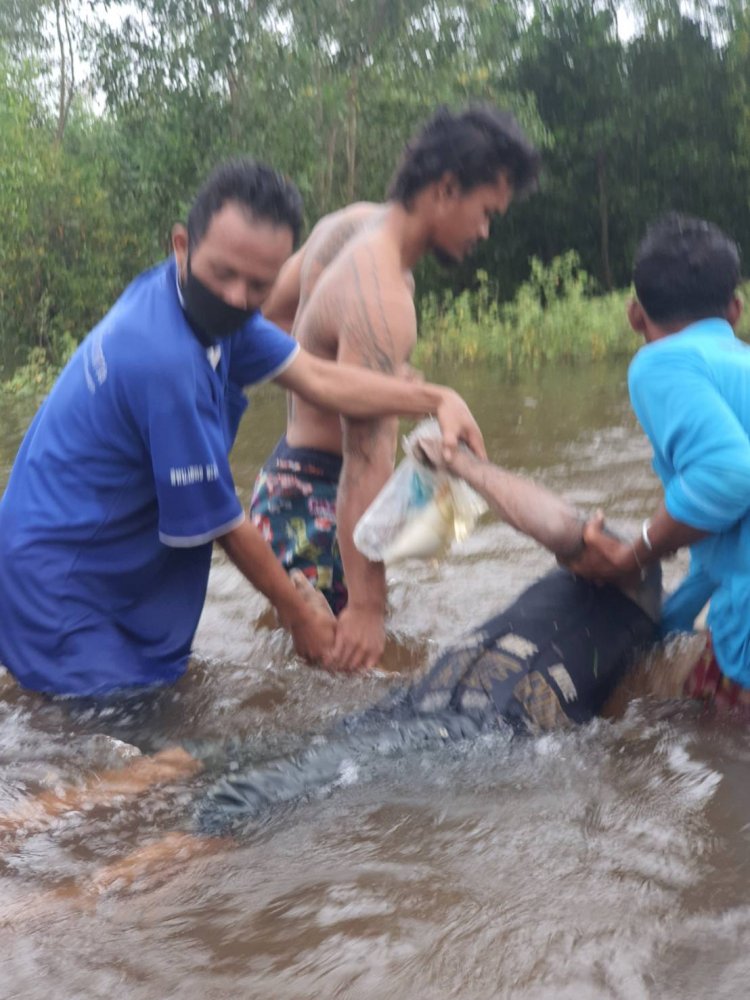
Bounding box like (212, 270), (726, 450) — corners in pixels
(629, 346), (750, 531)
(144, 368), (243, 547)
(228, 313), (299, 388)
(661, 562), (715, 636)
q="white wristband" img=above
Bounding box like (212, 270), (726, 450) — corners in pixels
(641, 518), (653, 552)
(630, 541), (647, 581)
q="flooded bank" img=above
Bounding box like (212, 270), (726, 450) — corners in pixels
(1, 362), (749, 1000)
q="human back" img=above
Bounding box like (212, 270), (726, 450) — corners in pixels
(286, 204), (414, 453)
(297, 202), (386, 315)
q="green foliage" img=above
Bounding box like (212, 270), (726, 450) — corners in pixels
(2, 0), (750, 387)
(0, 289), (77, 398)
(0, 57), (121, 373)
(0, 344), (73, 398)
(415, 254), (634, 370)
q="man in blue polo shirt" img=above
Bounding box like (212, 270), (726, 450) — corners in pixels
(567, 213), (750, 709)
(0, 159), (484, 696)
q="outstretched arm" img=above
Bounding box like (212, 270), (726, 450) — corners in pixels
(0, 748), (202, 840)
(422, 442), (664, 619)
(276, 350), (485, 460)
(565, 503), (706, 585)
(422, 441), (585, 559)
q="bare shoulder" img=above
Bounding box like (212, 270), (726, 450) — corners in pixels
(299, 202), (384, 303)
(295, 216), (415, 371)
(331, 231), (417, 373)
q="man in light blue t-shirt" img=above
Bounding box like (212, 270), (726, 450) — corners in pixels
(0, 159), (484, 696)
(568, 213), (750, 708)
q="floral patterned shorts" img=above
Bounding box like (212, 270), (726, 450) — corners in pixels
(250, 436), (347, 615)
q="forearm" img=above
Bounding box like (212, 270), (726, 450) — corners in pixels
(220, 519), (335, 665)
(281, 352), (446, 420)
(642, 504), (708, 557)
(338, 520), (387, 613)
(568, 502), (709, 586)
(0, 749), (201, 838)
(332, 367), (445, 420)
(218, 518), (308, 625)
(338, 529), (387, 613)
(623, 502), (708, 574)
(278, 352), (485, 459)
(450, 450), (585, 558)
(336, 421), (394, 612)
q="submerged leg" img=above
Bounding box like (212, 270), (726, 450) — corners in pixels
(196, 570), (660, 831)
(195, 711), (487, 833)
(0, 832), (230, 927)
(0, 747), (202, 842)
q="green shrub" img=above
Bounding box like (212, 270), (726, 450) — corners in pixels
(414, 253), (634, 371)
(416, 254), (750, 371)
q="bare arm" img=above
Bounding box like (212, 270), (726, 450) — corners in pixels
(565, 502), (707, 584)
(0, 748), (202, 840)
(330, 257), (419, 671)
(261, 246), (305, 333)
(438, 445), (585, 559)
(218, 518), (335, 663)
(276, 349), (485, 460)
(332, 416), (397, 670)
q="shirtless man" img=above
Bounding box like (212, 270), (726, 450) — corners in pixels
(251, 106), (541, 671)
(260, 201), (385, 335)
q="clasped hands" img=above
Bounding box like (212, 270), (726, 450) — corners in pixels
(560, 511), (647, 588)
(287, 570), (385, 673)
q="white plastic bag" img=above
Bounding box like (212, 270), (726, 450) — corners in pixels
(353, 419), (488, 565)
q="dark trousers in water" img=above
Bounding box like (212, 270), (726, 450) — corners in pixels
(200, 569), (659, 829)
(377, 567), (658, 733)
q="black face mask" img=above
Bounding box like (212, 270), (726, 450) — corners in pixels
(180, 253), (255, 344)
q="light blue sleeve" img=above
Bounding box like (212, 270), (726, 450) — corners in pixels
(661, 562), (715, 637)
(629, 346), (750, 531)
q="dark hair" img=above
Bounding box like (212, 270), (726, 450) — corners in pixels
(633, 213), (740, 325)
(187, 158), (304, 248)
(387, 105), (541, 205)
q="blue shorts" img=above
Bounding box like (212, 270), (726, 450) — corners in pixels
(250, 436), (347, 614)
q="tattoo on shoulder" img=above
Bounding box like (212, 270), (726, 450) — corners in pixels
(299, 220), (365, 310)
(341, 248), (412, 375)
(304, 219), (363, 282)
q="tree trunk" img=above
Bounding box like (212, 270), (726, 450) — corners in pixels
(596, 148), (613, 290)
(54, 0), (75, 144)
(345, 69), (359, 203)
(323, 125), (338, 212)
(209, 0), (241, 141)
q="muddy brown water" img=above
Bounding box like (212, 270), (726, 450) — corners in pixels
(1, 362), (749, 1000)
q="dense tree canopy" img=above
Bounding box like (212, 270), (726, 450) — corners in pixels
(1, 0), (748, 371)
